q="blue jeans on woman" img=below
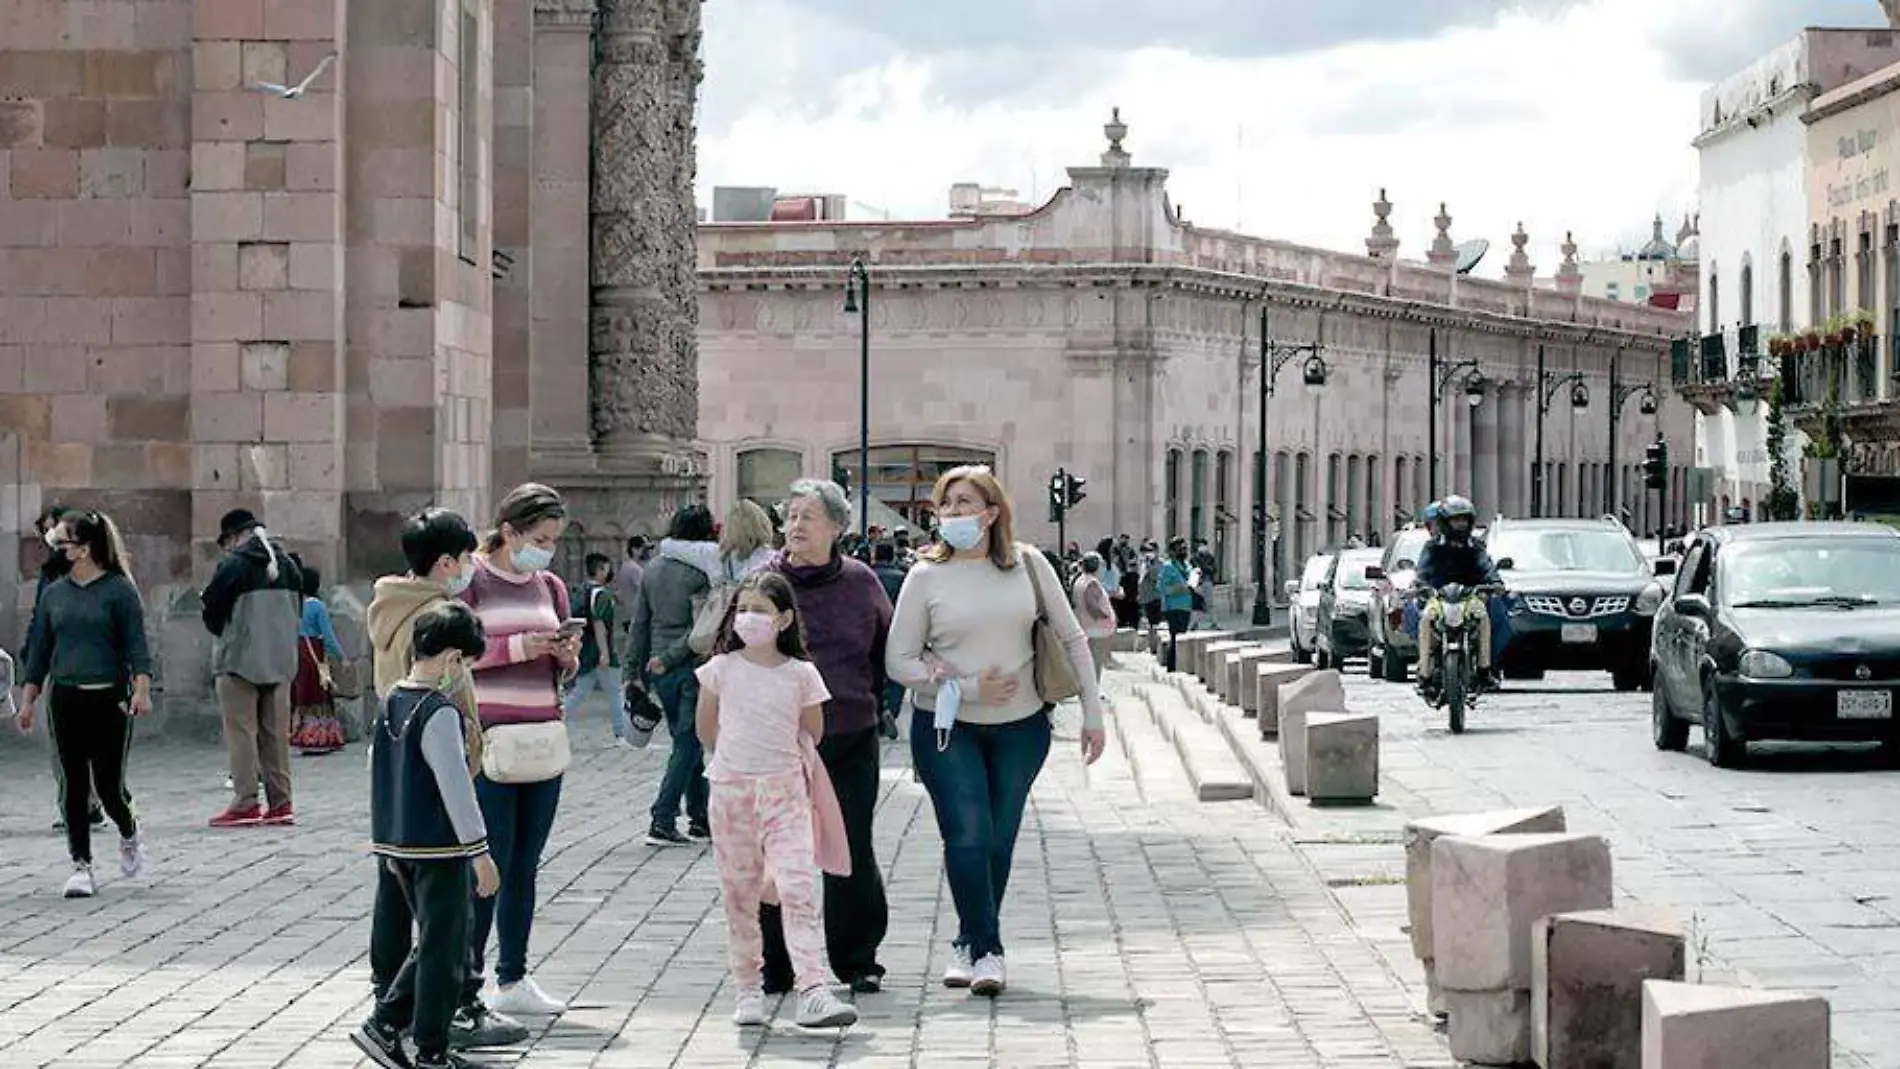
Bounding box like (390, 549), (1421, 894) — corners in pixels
(463, 774), (562, 1000)
(910, 707), (1052, 960)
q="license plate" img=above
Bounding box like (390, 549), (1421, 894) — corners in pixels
(1560, 623), (1597, 644)
(1838, 690), (1893, 720)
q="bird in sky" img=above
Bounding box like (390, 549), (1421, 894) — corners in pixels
(249, 51), (336, 99)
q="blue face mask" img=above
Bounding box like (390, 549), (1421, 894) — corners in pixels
(939, 515), (984, 552)
(512, 545), (555, 573)
(444, 558), (475, 595)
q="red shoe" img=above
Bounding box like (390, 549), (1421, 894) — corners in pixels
(209, 804), (264, 828)
(260, 803), (295, 826)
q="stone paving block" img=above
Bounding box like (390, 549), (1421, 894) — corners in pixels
(1304, 711), (1378, 804)
(1404, 805), (1567, 1014)
(1433, 832), (1614, 993)
(1640, 980), (1829, 1069)
(1532, 907), (1684, 1069)
(1255, 662), (1316, 734)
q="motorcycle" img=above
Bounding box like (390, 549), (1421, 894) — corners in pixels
(1418, 582), (1506, 734)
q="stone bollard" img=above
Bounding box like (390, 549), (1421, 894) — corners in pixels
(1432, 832), (1613, 1066)
(1254, 663), (1316, 734)
(1404, 806), (1567, 1017)
(1304, 712), (1378, 803)
(1227, 647), (1282, 711)
(1199, 640), (1251, 692)
(1276, 670), (1344, 794)
(1114, 628), (1140, 654)
(1532, 907), (1684, 1069)
(1640, 981), (1829, 1069)
(1183, 631), (1236, 678)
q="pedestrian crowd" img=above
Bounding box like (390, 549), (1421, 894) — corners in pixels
(4, 463), (1124, 1068)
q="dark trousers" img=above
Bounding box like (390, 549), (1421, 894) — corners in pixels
(648, 663), (708, 829)
(761, 725), (889, 986)
(463, 774), (562, 998)
(373, 857), (472, 1059)
(48, 685), (137, 864)
(1163, 609), (1191, 671)
(909, 709), (1052, 960)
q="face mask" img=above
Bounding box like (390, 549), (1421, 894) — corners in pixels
(512, 544), (554, 572)
(439, 657), (463, 692)
(444, 559), (475, 595)
(733, 611), (779, 649)
(43, 527), (60, 550)
(939, 515), (984, 552)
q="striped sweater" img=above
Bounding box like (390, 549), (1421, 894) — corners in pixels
(460, 556), (571, 728)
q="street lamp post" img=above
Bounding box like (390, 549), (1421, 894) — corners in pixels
(1531, 343), (1593, 518)
(842, 258), (871, 540)
(1606, 346), (1659, 519)
(1427, 332), (1487, 501)
(1253, 304), (1330, 626)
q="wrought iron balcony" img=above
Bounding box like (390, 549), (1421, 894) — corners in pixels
(1699, 332), (1727, 382)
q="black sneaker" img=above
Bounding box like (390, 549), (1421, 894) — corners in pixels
(88, 805), (105, 827)
(646, 822), (690, 847)
(686, 820), (712, 842)
(762, 968), (794, 996)
(848, 972), (884, 994)
(351, 1020), (414, 1069)
(414, 1052), (477, 1069)
(448, 1003), (530, 1049)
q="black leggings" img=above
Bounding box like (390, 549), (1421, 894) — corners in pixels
(49, 685), (137, 864)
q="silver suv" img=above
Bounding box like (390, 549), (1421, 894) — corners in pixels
(1365, 525), (1435, 682)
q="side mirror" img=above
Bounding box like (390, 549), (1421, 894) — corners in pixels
(1284, 580), (1299, 597)
(1395, 558), (1416, 572)
(1496, 557), (1516, 571)
(1652, 557), (1677, 577)
(1364, 565), (1387, 581)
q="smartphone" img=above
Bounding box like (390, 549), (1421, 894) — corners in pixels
(557, 617), (587, 639)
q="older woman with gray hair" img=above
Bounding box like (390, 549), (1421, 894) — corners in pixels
(755, 477), (895, 995)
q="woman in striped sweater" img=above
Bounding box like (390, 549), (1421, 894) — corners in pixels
(459, 483), (578, 1019)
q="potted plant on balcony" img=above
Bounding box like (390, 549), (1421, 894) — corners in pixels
(1824, 314), (1845, 348)
(1855, 307), (1877, 341)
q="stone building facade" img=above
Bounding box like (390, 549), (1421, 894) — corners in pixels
(695, 115), (1696, 600)
(0, 0), (702, 726)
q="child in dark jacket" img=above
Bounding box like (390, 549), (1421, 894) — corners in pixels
(354, 603), (501, 1069)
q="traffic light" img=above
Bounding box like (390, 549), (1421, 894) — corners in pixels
(1063, 472), (1087, 508)
(1048, 471), (1066, 523)
(1642, 439), (1668, 490)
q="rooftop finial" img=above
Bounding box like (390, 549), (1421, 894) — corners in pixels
(1367, 188), (1399, 260)
(1427, 202), (1457, 268)
(1101, 107), (1131, 167)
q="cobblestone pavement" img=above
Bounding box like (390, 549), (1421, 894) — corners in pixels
(1286, 661), (1900, 1069)
(0, 667), (1450, 1069)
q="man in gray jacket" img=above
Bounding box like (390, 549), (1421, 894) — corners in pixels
(624, 505), (713, 847)
(202, 509), (304, 828)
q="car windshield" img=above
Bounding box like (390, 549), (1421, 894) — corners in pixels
(1489, 527), (1644, 574)
(1721, 538), (1900, 607)
(1387, 530), (1430, 570)
(1336, 551), (1383, 590)
(1301, 555), (1333, 589)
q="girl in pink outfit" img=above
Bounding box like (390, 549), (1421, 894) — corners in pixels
(695, 572), (859, 1031)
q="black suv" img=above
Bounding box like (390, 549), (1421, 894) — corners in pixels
(1487, 517), (1675, 691)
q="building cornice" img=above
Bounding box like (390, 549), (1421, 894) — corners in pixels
(698, 262), (1681, 348)
(534, 0), (597, 29)
(1691, 85), (1812, 148)
(1806, 62), (1900, 124)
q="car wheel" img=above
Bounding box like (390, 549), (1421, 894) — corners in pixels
(1367, 645), (1384, 680)
(1315, 642), (1331, 670)
(1652, 669), (1688, 752)
(1612, 662), (1646, 693)
(1702, 678), (1742, 768)
(1293, 635), (1313, 665)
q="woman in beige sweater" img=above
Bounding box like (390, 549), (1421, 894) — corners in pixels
(886, 466), (1108, 999)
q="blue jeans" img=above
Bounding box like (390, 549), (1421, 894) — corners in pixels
(910, 708), (1052, 960)
(465, 774), (562, 992)
(562, 663), (627, 738)
(649, 664), (708, 829)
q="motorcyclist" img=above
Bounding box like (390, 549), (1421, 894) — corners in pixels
(1413, 494), (1501, 697)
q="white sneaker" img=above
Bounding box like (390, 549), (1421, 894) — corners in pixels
(487, 975), (567, 1016)
(63, 862), (96, 899)
(119, 834), (146, 878)
(970, 954), (1006, 997)
(794, 985), (858, 1029)
(732, 989), (767, 1027)
(942, 944), (974, 989)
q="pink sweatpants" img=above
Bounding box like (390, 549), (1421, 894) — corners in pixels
(708, 770), (831, 993)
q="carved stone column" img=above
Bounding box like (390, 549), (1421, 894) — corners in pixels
(590, 0), (701, 461)
(1472, 382), (1499, 518)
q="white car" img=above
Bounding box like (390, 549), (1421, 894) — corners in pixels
(1285, 554), (1334, 664)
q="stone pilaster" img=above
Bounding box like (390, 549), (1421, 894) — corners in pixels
(1497, 383), (1527, 516)
(491, 0), (536, 491)
(528, 0), (595, 469)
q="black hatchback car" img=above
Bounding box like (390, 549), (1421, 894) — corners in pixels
(1649, 522), (1900, 767)
(1486, 517), (1674, 691)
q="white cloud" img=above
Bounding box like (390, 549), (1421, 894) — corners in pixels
(696, 0), (1888, 276)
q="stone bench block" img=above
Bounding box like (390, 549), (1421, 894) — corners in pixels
(1198, 640), (1251, 691)
(1279, 703), (1336, 796)
(1140, 686), (1252, 802)
(1272, 669), (1344, 744)
(1304, 711), (1378, 803)
(1446, 988), (1533, 1066)
(1641, 981), (1829, 1069)
(1404, 806), (1569, 970)
(1253, 663), (1315, 732)
(1177, 631), (1232, 678)
(1113, 628), (1140, 653)
(1213, 645), (1257, 703)
(1227, 648), (1281, 710)
(1533, 907), (1684, 1069)
(1433, 832), (1613, 994)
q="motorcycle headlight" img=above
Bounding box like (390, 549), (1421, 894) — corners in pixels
(1440, 602), (1466, 629)
(1738, 650), (1794, 679)
(1634, 583), (1665, 617)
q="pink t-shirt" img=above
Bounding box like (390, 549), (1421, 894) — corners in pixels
(694, 652), (831, 783)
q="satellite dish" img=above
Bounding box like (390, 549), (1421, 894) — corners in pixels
(1454, 238), (1490, 275)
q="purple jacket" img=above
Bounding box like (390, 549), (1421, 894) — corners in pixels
(770, 551), (892, 737)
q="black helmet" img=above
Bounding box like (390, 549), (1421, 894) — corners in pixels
(1439, 495), (1476, 541)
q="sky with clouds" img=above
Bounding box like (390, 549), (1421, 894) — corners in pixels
(695, 0), (1892, 276)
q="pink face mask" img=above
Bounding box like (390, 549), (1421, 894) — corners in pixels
(733, 611), (780, 649)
